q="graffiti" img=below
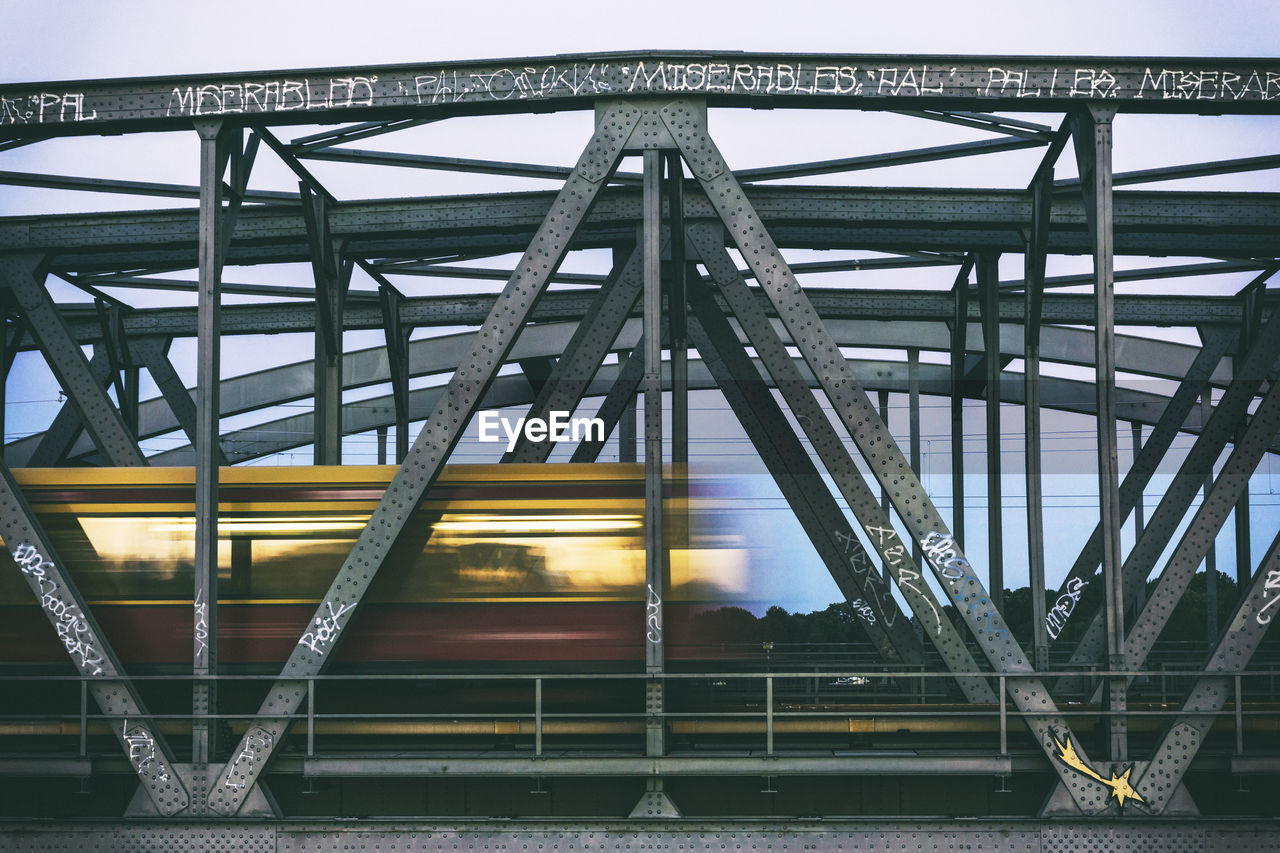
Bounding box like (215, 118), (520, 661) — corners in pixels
(1138, 67), (1280, 101)
(166, 75), (377, 117)
(1257, 569), (1280, 625)
(860, 523), (941, 636)
(223, 728), (273, 789)
(628, 61), (864, 96)
(646, 583), (662, 643)
(194, 589), (209, 663)
(921, 531), (1006, 638)
(122, 720), (170, 783)
(1052, 731), (1144, 806)
(6, 57), (1280, 128)
(1046, 577), (1088, 639)
(12, 543), (105, 676)
(415, 63), (612, 105)
(849, 598), (876, 625)
(0, 91), (95, 125)
(895, 563), (942, 637)
(298, 599), (353, 656)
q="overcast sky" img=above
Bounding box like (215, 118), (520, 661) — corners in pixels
(1, 1), (1276, 612)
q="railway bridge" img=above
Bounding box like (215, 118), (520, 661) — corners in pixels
(0, 52), (1278, 850)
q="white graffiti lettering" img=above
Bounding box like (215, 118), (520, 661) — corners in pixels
(12, 543), (105, 675)
(122, 720), (170, 783)
(0, 91), (95, 125)
(1046, 577), (1088, 639)
(194, 588), (209, 663)
(1256, 569), (1280, 625)
(646, 583), (662, 643)
(298, 599), (353, 656)
(920, 531), (1006, 638)
(223, 728), (273, 789)
(849, 598), (876, 625)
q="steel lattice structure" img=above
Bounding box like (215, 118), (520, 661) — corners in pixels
(0, 53), (1278, 844)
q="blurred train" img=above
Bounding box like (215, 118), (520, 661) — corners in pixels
(0, 464), (761, 670)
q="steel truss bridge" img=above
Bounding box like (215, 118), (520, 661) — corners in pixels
(0, 52), (1278, 851)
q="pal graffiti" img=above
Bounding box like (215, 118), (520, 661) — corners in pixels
(1046, 577), (1088, 639)
(0, 91), (95, 125)
(298, 599), (353, 656)
(12, 543), (105, 675)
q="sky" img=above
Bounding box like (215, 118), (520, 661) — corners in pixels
(0, 1), (1277, 613)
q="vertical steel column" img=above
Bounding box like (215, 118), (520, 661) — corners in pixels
(1025, 170), (1050, 672)
(642, 149), (665, 757)
(979, 251), (1004, 611)
(1130, 422), (1146, 615)
(302, 187), (346, 465)
(1201, 390), (1219, 641)
(908, 349), (922, 568)
(950, 263), (971, 548)
(193, 119), (224, 808)
(376, 426), (387, 465)
(378, 285), (409, 464)
(878, 390), (891, 521)
(1235, 280), (1264, 587)
(667, 154), (688, 469)
(619, 353), (637, 463)
(1072, 104), (1125, 761)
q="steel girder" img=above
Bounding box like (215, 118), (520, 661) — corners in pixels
(27, 345), (114, 467)
(1046, 329), (1234, 633)
(1060, 309), (1280, 691)
(138, 354), (1259, 468)
(204, 102), (645, 815)
(1, 52), (1277, 141)
(687, 230), (992, 703)
(504, 246), (642, 463)
(6, 187), (1280, 267)
(684, 267), (921, 666)
(661, 99), (1108, 814)
(1133, 532), (1280, 811)
(0, 461), (187, 813)
(39, 288), (1270, 349)
(1, 254), (146, 467)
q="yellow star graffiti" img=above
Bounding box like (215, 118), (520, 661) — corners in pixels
(1051, 733), (1146, 807)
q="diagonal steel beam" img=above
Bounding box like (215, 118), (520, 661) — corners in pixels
(689, 227), (992, 702)
(1120, 372), (1280, 680)
(1047, 328), (1234, 643)
(685, 271), (920, 666)
(663, 100), (1106, 813)
(206, 102), (642, 816)
(1060, 309), (1280, 693)
(0, 462), (187, 813)
(1044, 365), (1280, 814)
(1133, 531), (1280, 812)
(505, 247), (643, 463)
(569, 342), (645, 463)
(2, 254), (145, 467)
(28, 346), (113, 467)
(133, 337), (228, 467)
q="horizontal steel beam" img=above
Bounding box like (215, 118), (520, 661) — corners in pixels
(303, 754), (1013, 777)
(2, 53), (1278, 139)
(44, 288), (1275, 352)
(6, 187), (1279, 267)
